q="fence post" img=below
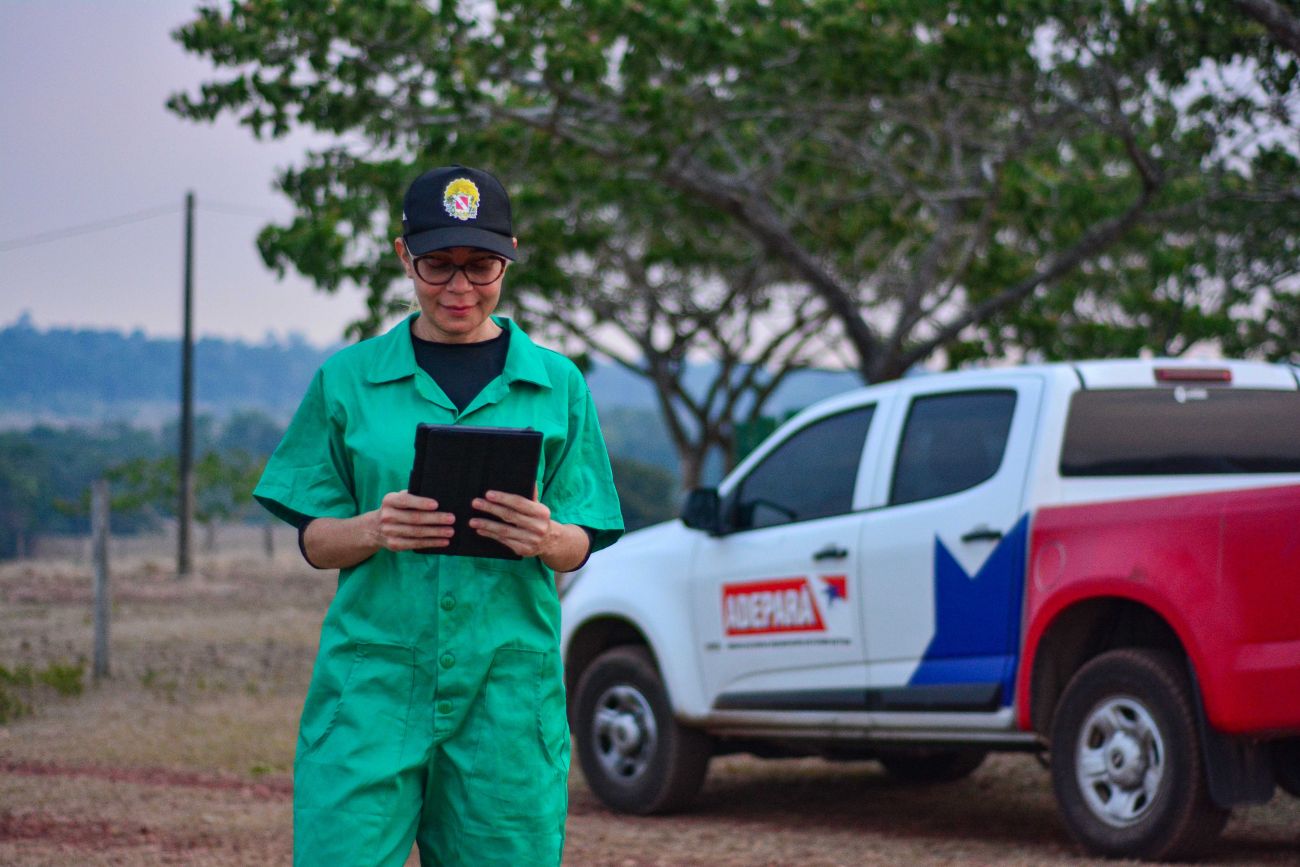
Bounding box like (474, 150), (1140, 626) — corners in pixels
(92, 479), (111, 680)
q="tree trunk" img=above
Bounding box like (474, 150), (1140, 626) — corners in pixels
(719, 434), (737, 475)
(679, 450), (704, 493)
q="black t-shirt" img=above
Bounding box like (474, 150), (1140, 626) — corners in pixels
(410, 327), (510, 412)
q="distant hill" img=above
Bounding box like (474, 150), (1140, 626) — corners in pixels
(1, 317), (862, 429)
(0, 315), (334, 428)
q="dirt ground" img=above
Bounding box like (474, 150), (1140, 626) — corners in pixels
(1, 554), (1296, 866)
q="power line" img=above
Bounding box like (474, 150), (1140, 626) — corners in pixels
(0, 204), (181, 252)
(199, 200), (281, 219)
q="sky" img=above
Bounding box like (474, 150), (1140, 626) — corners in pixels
(0, 2), (360, 346)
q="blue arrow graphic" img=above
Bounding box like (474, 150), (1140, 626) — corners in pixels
(907, 514), (1029, 706)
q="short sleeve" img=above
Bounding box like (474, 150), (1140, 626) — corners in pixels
(254, 368), (358, 527)
(542, 384), (624, 554)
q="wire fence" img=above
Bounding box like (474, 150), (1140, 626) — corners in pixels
(19, 521), (301, 566)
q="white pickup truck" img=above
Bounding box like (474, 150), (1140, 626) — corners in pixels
(560, 358), (1300, 861)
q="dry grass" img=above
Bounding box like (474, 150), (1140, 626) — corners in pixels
(1, 554), (1297, 865)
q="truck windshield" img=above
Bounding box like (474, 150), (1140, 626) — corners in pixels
(1061, 388), (1300, 476)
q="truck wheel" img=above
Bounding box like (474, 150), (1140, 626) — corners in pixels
(1275, 739), (1300, 798)
(1049, 648), (1228, 861)
(573, 645), (712, 814)
(878, 748), (986, 783)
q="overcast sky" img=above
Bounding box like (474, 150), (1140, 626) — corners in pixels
(0, 1), (361, 346)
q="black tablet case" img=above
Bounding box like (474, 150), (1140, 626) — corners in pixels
(407, 423), (543, 559)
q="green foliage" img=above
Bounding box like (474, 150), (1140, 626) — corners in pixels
(37, 660), (85, 697)
(197, 450), (266, 527)
(598, 408), (678, 474)
(97, 450), (266, 530)
(0, 439), (41, 558)
(168, 0), (1298, 476)
(0, 411), (284, 559)
(1, 424), (164, 557)
(0, 660), (85, 722)
(220, 409), (291, 456)
(169, 0), (1297, 358)
(0, 682), (31, 724)
(610, 455), (679, 531)
(734, 410), (802, 464)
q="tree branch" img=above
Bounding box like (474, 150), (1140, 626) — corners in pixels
(899, 185), (1157, 374)
(1234, 0), (1300, 56)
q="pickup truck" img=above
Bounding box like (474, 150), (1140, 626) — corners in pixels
(560, 358), (1300, 861)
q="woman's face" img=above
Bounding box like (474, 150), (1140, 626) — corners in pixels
(396, 240), (507, 343)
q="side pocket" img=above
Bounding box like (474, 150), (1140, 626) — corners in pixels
(537, 651), (569, 770)
(298, 648), (360, 755)
(470, 647), (566, 821)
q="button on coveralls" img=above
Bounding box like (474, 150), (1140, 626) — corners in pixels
(254, 314), (624, 866)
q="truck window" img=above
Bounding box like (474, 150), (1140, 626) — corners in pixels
(729, 406), (875, 531)
(889, 390), (1017, 506)
(1060, 388), (1300, 476)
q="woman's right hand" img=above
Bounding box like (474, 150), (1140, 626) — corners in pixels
(374, 490), (456, 551)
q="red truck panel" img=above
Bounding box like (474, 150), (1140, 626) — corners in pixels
(1019, 484), (1300, 735)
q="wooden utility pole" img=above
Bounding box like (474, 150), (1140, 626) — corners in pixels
(91, 479), (111, 679)
(178, 190), (196, 578)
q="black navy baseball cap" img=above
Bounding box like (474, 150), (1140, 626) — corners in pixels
(401, 165), (516, 260)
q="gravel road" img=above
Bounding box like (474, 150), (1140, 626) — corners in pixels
(1, 556), (1296, 865)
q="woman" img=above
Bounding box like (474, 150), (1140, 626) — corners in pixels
(254, 165), (624, 866)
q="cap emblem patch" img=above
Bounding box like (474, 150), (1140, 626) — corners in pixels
(443, 178), (480, 221)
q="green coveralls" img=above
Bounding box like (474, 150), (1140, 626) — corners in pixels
(254, 314), (623, 867)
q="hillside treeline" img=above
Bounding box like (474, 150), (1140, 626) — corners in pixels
(0, 410), (678, 560)
(0, 315), (330, 421)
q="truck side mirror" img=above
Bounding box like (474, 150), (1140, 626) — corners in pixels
(680, 487), (722, 534)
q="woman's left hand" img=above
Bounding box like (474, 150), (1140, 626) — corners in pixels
(470, 488), (558, 560)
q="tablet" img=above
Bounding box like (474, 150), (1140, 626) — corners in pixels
(407, 423), (543, 559)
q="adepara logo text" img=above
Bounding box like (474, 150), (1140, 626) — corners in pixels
(722, 578), (825, 636)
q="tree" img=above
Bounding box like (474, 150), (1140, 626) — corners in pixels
(0, 441), (41, 558)
(609, 456), (678, 531)
(960, 2), (1300, 366)
(95, 450), (264, 552)
(195, 450), (265, 550)
(170, 0), (1298, 454)
(513, 178), (841, 486)
(219, 408), (286, 456)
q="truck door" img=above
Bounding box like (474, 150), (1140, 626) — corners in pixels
(690, 403), (880, 710)
(859, 376), (1042, 714)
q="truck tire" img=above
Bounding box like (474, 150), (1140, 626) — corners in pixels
(1275, 739), (1300, 798)
(878, 748), (987, 783)
(1049, 648), (1228, 861)
(573, 645), (712, 814)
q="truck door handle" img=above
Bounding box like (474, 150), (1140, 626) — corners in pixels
(813, 544), (849, 561)
(961, 525), (1004, 544)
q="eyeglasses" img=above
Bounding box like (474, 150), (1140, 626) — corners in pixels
(409, 252), (506, 286)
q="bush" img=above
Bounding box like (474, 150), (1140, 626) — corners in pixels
(0, 659), (86, 721)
